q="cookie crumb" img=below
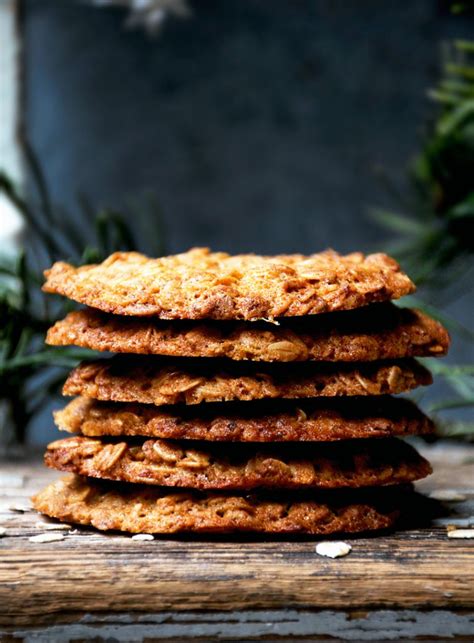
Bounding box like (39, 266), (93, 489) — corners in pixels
(447, 529), (474, 539)
(131, 533), (154, 541)
(316, 541), (352, 558)
(29, 532), (65, 543)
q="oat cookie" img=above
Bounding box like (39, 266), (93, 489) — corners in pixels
(56, 396), (434, 442)
(43, 248), (415, 321)
(32, 475), (406, 535)
(63, 356), (432, 406)
(46, 304), (449, 362)
(45, 436), (431, 490)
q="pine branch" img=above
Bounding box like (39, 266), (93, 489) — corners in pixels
(0, 145), (164, 444)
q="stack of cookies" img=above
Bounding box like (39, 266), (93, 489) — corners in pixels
(33, 248), (449, 536)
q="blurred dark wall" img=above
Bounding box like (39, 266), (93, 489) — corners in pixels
(23, 0), (469, 256)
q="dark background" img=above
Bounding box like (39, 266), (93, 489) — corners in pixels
(21, 0), (473, 442)
(24, 0), (471, 254)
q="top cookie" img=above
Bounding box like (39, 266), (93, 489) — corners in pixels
(43, 247), (415, 321)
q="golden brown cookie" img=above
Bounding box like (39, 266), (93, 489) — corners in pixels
(63, 356), (432, 406)
(46, 304), (449, 362)
(55, 396), (434, 442)
(43, 247), (415, 321)
(32, 474), (406, 534)
(44, 436), (431, 491)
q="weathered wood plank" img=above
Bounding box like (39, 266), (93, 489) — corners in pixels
(2, 609), (474, 641)
(0, 443), (473, 628)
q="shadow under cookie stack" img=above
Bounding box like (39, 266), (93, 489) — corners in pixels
(33, 248), (449, 537)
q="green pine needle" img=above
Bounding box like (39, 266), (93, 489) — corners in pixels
(0, 145), (164, 444)
(376, 37), (474, 439)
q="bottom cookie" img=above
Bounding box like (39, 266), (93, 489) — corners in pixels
(32, 474), (408, 535)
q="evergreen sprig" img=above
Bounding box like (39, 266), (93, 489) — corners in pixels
(374, 39), (474, 438)
(0, 148), (162, 446)
(373, 40), (474, 298)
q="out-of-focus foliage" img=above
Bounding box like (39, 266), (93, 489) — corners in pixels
(0, 148), (162, 446)
(374, 40), (474, 439)
(450, 1), (474, 15)
(374, 40), (474, 298)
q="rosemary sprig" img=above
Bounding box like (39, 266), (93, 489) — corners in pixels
(0, 148), (163, 445)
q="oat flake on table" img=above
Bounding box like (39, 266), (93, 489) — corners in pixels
(447, 529), (474, 539)
(429, 490), (467, 502)
(29, 532), (65, 543)
(315, 541), (352, 558)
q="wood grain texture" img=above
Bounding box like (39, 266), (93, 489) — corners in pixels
(0, 443), (473, 628)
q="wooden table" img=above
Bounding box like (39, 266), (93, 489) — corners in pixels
(1, 442), (473, 641)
